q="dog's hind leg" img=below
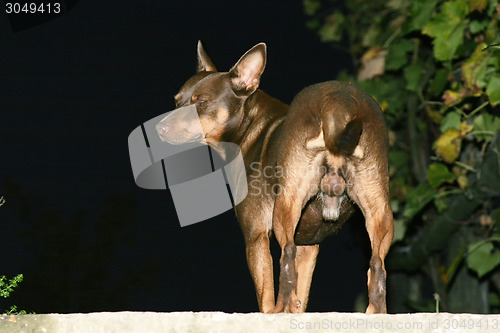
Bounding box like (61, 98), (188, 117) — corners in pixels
(273, 174), (321, 313)
(273, 195), (302, 313)
(347, 164), (394, 314)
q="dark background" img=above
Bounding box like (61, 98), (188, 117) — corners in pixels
(1, 0), (371, 313)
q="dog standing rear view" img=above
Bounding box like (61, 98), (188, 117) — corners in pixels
(156, 42), (394, 313)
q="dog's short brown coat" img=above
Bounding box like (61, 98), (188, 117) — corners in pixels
(157, 42), (394, 313)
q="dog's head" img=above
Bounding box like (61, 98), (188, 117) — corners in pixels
(156, 41), (266, 144)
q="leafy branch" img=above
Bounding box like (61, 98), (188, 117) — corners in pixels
(0, 198), (29, 314)
(0, 274), (27, 314)
(305, 0), (500, 313)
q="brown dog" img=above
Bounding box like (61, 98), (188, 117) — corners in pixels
(156, 42), (393, 313)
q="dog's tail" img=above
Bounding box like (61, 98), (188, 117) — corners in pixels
(321, 91), (362, 156)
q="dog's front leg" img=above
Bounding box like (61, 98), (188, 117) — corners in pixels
(294, 244), (319, 311)
(244, 229), (275, 313)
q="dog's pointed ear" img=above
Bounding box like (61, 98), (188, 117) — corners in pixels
(197, 41), (217, 72)
(229, 43), (266, 95)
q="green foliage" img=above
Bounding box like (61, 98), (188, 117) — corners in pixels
(0, 274), (23, 298)
(422, 0), (468, 61)
(473, 112), (500, 141)
(427, 163), (458, 188)
(305, 0), (500, 313)
(0, 274), (27, 314)
(487, 75), (500, 105)
(467, 240), (500, 278)
(406, 0), (438, 32)
(467, 211), (500, 278)
(1, 199), (29, 315)
(403, 183), (437, 220)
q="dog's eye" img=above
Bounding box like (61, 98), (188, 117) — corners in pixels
(195, 98), (210, 108)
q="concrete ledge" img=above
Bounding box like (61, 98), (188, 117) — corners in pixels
(2, 311), (500, 333)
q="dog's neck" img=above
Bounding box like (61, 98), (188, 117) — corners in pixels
(208, 90), (288, 167)
(232, 90), (288, 152)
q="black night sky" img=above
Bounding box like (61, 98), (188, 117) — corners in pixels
(0, 0), (373, 313)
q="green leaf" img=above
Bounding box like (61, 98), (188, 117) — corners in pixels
(443, 89), (464, 106)
(469, 19), (489, 34)
(433, 128), (462, 163)
(470, 0), (488, 12)
(462, 43), (490, 90)
(422, 0), (469, 61)
(473, 113), (500, 141)
(0, 274), (23, 299)
(487, 0), (499, 15)
(427, 162), (458, 187)
(389, 149), (411, 171)
(392, 218), (407, 243)
(445, 0), (469, 16)
(486, 75), (500, 105)
(405, 0), (438, 32)
(7, 305), (18, 315)
(303, 0), (321, 16)
(404, 64), (422, 92)
(434, 195), (449, 212)
(385, 39), (414, 71)
(318, 11), (345, 42)
(428, 68), (450, 95)
(440, 111), (461, 132)
(485, 16), (499, 44)
(362, 24), (382, 47)
(483, 44), (500, 52)
(403, 183), (438, 219)
(358, 75), (408, 119)
(457, 174), (470, 189)
(436, 21), (467, 61)
(467, 241), (500, 278)
(490, 292), (500, 307)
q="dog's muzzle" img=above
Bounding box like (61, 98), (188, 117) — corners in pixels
(128, 104), (248, 227)
(155, 105), (206, 144)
